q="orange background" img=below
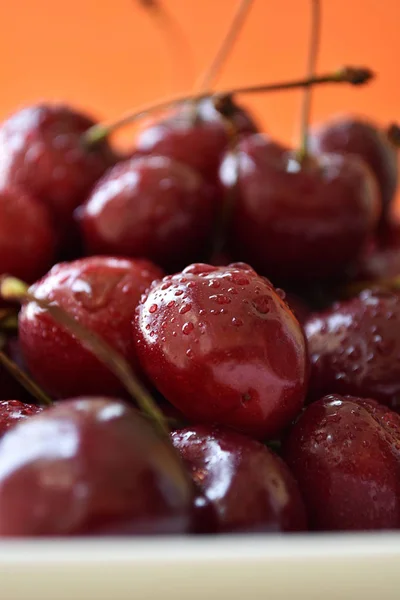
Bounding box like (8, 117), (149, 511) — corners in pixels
(0, 1), (398, 157)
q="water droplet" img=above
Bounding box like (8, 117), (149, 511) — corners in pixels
(228, 287), (238, 295)
(251, 295), (270, 315)
(167, 300), (175, 308)
(161, 282), (172, 290)
(149, 304), (158, 314)
(232, 274), (249, 286)
(174, 289), (184, 296)
(210, 294), (231, 305)
(232, 317), (243, 327)
(186, 349), (194, 358)
(179, 303), (192, 314)
(208, 279), (221, 289)
(199, 309), (206, 316)
(276, 288), (286, 300)
(182, 322), (194, 335)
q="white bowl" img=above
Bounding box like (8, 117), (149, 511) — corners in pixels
(1, 533), (400, 600)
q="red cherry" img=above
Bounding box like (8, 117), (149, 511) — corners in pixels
(171, 425), (307, 533)
(77, 155), (217, 272)
(0, 397), (192, 536)
(304, 289), (400, 408)
(310, 116), (398, 220)
(283, 394), (400, 531)
(19, 256), (163, 399)
(0, 186), (56, 282)
(134, 263), (308, 439)
(222, 134), (381, 281)
(0, 400), (43, 438)
(0, 104), (115, 233)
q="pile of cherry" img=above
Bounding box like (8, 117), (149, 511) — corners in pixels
(0, 47), (400, 536)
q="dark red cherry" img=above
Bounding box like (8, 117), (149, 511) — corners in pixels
(134, 262), (308, 439)
(0, 104), (115, 233)
(171, 425), (307, 533)
(0, 186), (56, 282)
(0, 397), (192, 536)
(222, 134), (381, 281)
(305, 289), (400, 409)
(134, 99), (257, 186)
(284, 394), (400, 531)
(310, 116), (398, 220)
(77, 155), (217, 273)
(0, 400), (43, 438)
(19, 256), (163, 399)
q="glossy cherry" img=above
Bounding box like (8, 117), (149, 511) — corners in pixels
(284, 394), (400, 531)
(0, 397), (192, 536)
(77, 155), (217, 272)
(222, 134), (381, 281)
(0, 104), (115, 234)
(19, 256), (163, 399)
(0, 400), (43, 438)
(310, 116), (398, 220)
(0, 186), (56, 282)
(134, 262), (308, 439)
(305, 289), (400, 409)
(171, 425), (307, 533)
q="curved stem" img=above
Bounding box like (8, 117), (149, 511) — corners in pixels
(298, 0), (321, 160)
(83, 65), (373, 146)
(0, 277), (169, 438)
(0, 351), (53, 407)
(194, 0), (254, 93)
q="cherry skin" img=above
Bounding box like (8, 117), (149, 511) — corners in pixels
(310, 116), (398, 221)
(134, 262), (309, 439)
(18, 256), (164, 399)
(0, 397), (192, 536)
(283, 394), (400, 531)
(171, 425), (307, 533)
(0, 400), (43, 438)
(0, 186), (56, 282)
(304, 289), (400, 409)
(76, 155), (217, 273)
(0, 104), (115, 234)
(222, 134), (381, 281)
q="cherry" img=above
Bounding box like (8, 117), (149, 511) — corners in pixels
(283, 394), (400, 531)
(310, 116), (398, 220)
(0, 104), (115, 234)
(0, 400), (43, 438)
(222, 134), (380, 281)
(76, 155), (217, 272)
(0, 397), (192, 536)
(0, 186), (56, 283)
(304, 289), (400, 409)
(134, 262), (308, 439)
(171, 425), (307, 533)
(18, 256), (163, 399)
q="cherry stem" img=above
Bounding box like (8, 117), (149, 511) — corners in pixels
(0, 349), (53, 407)
(298, 0), (321, 161)
(193, 0), (254, 94)
(137, 0), (193, 93)
(83, 65), (373, 145)
(0, 277), (169, 438)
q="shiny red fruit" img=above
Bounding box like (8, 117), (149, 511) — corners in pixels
(223, 134), (381, 281)
(0, 186), (56, 282)
(310, 116), (398, 218)
(305, 289), (400, 409)
(77, 155), (217, 272)
(284, 394), (400, 530)
(19, 256), (163, 399)
(0, 400), (43, 437)
(134, 263), (308, 439)
(0, 104), (115, 232)
(172, 425), (307, 533)
(0, 397), (192, 536)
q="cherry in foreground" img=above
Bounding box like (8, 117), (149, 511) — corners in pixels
(172, 425), (307, 533)
(284, 394), (400, 531)
(0, 397), (192, 536)
(18, 256), (163, 399)
(134, 262), (308, 439)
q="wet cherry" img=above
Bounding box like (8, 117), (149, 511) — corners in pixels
(134, 262), (308, 439)
(77, 155), (217, 272)
(0, 400), (43, 438)
(284, 394), (400, 531)
(19, 256), (163, 399)
(305, 289), (400, 409)
(0, 397), (192, 536)
(172, 424), (307, 533)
